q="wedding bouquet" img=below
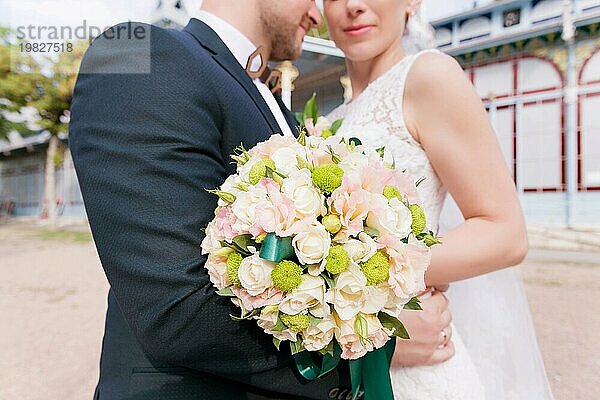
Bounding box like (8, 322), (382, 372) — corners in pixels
(201, 96), (440, 361)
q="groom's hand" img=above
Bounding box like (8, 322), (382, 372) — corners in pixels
(391, 291), (455, 367)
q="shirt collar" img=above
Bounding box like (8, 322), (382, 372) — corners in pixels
(192, 10), (263, 72)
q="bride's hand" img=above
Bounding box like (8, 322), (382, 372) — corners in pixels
(391, 291), (455, 367)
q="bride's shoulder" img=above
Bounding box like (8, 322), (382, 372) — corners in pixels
(405, 50), (475, 105)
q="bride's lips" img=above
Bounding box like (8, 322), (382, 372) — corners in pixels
(344, 24), (374, 37)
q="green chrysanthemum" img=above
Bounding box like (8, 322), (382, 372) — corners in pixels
(226, 252), (243, 286)
(280, 313), (310, 332)
(361, 251), (390, 286)
(422, 233), (442, 247)
(249, 159), (276, 185)
(271, 260), (303, 292)
(322, 214), (342, 234)
(325, 245), (350, 275)
(383, 185), (402, 201)
(409, 204), (426, 236)
(321, 129), (334, 139)
(311, 164), (344, 194)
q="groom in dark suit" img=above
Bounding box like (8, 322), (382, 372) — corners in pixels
(69, 1), (456, 399)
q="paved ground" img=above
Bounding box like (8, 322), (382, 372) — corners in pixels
(1, 222), (599, 399)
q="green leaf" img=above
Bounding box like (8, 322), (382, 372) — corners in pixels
(308, 314), (323, 327)
(304, 92), (318, 122)
(375, 146), (386, 158)
(273, 337), (282, 351)
(363, 226), (380, 238)
(271, 315), (287, 332)
(232, 234), (256, 254)
(297, 128), (307, 146)
(290, 340), (306, 355)
(229, 308), (261, 321)
(327, 145), (341, 164)
(331, 118), (343, 134)
(319, 340), (335, 357)
(378, 312), (410, 339)
(205, 189), (236, 204)
(296, 155), (313, 171)
(295, 111), (305, 125)
(403, 297), (422, 311)
(215, 286), (236, 297)
(320, 272), (335, 289)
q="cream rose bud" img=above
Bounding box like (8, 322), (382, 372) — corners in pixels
(256, 305), (298, 342)
(341, 232), (378, 263)
(292, 223), (331, 267)
(279, 275), (328, 317)
(366, 196), (413, 238)
(282, 169), (327, 219)
(304, 314), (339, 352)
(231, 184), (267, 233)
(237, 254), (276, 296)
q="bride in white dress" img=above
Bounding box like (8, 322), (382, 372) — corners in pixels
(322, 0), (554, 398)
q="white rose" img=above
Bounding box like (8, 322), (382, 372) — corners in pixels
(326, 263), (367, 320)
(279, 275), (328, 317)
(292, 223), (331, 267)
(304, 314), (339, 352)
(271, 143), (305, 176)
(341, 232), (378, 263)
(231, 184), (267, 233)
(256, 305), (298, 342)
(326, 263), (387, 320)
(338, 151), (370, 175)
(366, 196), (412, 238)
(282, 169), (326, 219)
(237, 254), (276, 296)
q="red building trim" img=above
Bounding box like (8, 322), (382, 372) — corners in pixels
(578, 46), (600, 86)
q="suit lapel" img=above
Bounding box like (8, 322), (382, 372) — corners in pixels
(183, 19), (280, 134)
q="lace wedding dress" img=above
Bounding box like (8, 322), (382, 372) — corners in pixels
(328, 49), (486, 399)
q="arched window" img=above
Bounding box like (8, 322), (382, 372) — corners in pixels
(435, 28), (452, 47)
(473, 61), (514, 99)
(458, 17), (492, 42)
(579, 93), (600, 189)
(531, 0), (563, 24)
(580, 48), (600, 85)
(578, 0), (600, 12)
(518, 57), (563, 93)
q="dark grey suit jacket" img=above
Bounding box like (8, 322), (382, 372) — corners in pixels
(69, 19), (353, 400)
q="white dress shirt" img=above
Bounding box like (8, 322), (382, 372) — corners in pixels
(192, 11), (293, 137)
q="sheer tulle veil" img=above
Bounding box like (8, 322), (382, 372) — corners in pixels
(403, 6), (555, 399)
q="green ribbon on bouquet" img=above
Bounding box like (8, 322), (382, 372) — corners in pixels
(294, 337), (396, 400)
(259, 233), (295, 263)
(349, 337), (396, 400)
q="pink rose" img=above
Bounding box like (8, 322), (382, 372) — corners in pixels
(329, 174), (373, 237)
(231, 286), (285, 311)
(215, 206), (240, 241)
(255, 178), (300, 237)
(205, 255), (228, 290)
(379, 235), (430, 300)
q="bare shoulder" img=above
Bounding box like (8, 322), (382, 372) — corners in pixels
(405, 51), (470, 97)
